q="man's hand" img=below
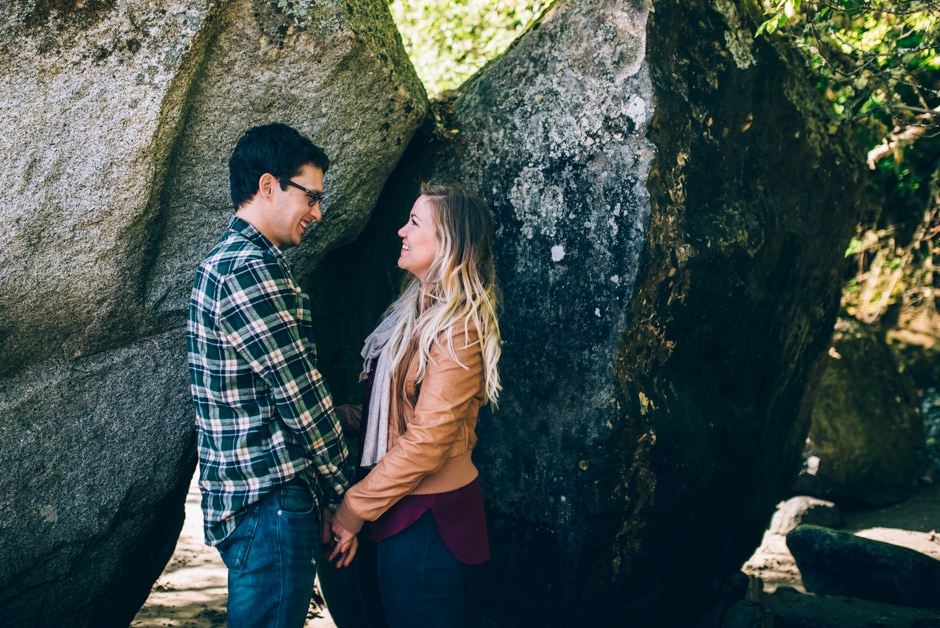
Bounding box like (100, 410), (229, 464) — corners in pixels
(321, 508), (334, 546)
(328, 520), (359, 568)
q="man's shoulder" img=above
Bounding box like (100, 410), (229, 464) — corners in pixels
(200, 229), (273, 277)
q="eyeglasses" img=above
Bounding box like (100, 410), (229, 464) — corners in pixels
(277, 176), (324, 208)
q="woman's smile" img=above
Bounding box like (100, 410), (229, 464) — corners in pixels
(397, 196), (439, 282)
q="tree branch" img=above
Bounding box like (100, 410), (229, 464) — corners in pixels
(866, 106), (940, 169)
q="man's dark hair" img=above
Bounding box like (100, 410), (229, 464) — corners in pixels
(228, 123), (330, 210)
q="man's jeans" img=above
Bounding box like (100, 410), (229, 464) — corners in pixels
(377, 511), (466, 627)
(217, 481), (320, 628)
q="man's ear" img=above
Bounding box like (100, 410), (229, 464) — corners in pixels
(257, 172), (278, 201)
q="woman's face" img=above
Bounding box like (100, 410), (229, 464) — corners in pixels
(397, 195), (441, 283)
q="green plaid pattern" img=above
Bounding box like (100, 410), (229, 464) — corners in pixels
(187, 216), (353, 545)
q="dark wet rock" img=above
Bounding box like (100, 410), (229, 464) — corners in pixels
(918, 387), (940, 483)
(723, 586), (940, 628)
(787, 524), (940, 610)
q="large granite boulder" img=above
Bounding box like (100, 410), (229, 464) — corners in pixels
(315, 0), (865, 624)
(0, 332), (192, 626)
(794, 317), (924, 506)
(0, 0), (426, 625)
(442, 0), (862, 623)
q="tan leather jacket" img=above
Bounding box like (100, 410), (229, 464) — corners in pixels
(333, 322), (484, 534)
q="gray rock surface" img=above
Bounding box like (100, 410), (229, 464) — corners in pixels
(0, 0), (426, 625)
(788, 524), (940, 610)
(0, 330), (193, 626)
(725, 586), (940, 628)
(146, 0), (427, 317)
(0, 0), (217, 375)
(795, 317), (925, 506)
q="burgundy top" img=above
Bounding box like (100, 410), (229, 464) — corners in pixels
(367, 478), (490, 565)
(357, 367), (490, 565)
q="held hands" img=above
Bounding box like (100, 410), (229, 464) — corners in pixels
(328, 518), (359, 568)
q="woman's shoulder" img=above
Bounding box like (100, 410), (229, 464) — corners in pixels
(435, 317), (481, 353)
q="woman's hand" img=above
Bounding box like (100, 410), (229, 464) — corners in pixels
(329, 519), (359, 568)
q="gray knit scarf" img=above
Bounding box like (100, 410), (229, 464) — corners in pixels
(359, 311), (402, 467)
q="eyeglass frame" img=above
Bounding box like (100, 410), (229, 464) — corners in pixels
(276, 176), (324, 208)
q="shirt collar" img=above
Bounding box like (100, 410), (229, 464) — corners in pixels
(228, 215), (288, 263)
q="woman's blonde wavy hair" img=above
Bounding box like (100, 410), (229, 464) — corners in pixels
(383, 182), (502, 406)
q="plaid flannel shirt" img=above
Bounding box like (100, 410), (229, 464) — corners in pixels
(187, 216), (354, 545)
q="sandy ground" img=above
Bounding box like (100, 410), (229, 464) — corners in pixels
(133, 479), (940, 627)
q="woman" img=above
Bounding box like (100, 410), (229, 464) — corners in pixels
(330, 182), (501, 627)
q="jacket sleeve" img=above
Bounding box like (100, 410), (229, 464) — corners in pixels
(334, 325), (483, 533)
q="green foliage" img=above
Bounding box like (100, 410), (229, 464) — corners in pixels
(757, 1), (940, 325)
(758, 0), (939, 127)
(842, 209), (938, 323)
(843, 133), (940, 323)
(389, 0), (552, 94)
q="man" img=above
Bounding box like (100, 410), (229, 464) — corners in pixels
(187, 123), (357, 627)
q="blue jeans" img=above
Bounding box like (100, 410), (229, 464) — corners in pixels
(376, 511), (466, 628)
(216, 481), (320, 628)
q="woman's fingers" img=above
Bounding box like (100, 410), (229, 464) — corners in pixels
(334, 536), (359, 568)
(327, 534), (357, 567)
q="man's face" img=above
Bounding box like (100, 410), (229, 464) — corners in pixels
(269, 164), (324, 249)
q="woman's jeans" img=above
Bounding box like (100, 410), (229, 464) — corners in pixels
(376, 511), (466, 628)
(216, 481), (320, 628)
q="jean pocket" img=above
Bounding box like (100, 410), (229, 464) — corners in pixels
(278, 484), (315, 515)
(217, 509), (259, 571)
